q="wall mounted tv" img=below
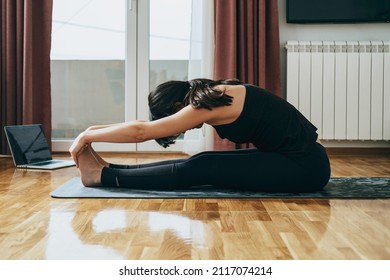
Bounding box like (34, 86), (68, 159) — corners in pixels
(286, 0), (390, 23)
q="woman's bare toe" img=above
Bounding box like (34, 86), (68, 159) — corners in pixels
(78, 146), (103, 187)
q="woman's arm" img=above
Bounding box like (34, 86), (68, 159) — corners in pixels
(69, 105), (217, 166)
(69, 122), (144, 167)
(85, 124), (119, 131)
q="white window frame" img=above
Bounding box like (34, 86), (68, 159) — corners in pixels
(135, 0), (185, 152)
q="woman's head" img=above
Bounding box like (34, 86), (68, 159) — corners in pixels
(148, 78), (243, 147)
(148, 80), (190, 121)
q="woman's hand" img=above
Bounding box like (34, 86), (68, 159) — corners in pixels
(69, 132), (88, 168)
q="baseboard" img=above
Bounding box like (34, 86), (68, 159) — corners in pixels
(321, 140), (390, 148)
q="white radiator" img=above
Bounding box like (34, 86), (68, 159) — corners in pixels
(286, 40), (390, 141)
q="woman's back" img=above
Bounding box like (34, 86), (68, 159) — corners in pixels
(212, 84), (318, 156)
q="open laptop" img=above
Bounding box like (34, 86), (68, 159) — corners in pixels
(4, 124), (75, 170)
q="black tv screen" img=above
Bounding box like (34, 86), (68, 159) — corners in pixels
(287, 0), (390, 23)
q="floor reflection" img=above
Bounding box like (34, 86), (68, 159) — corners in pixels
(148, 212), (206, 246)
(46, 210), (123, 259)
(93, 210), (127, 233)
(44, 199), (390, 260)
(46, 207), (210, 259)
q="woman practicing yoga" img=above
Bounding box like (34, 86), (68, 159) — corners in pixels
(69, 78), (331, 192)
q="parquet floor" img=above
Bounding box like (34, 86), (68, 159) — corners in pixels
(0, 148), (389, 260)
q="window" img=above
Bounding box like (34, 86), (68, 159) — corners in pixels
(51, 0), (201, 152)
(51, 0), (127, 141)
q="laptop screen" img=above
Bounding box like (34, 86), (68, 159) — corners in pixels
(5, 124), (52, 165)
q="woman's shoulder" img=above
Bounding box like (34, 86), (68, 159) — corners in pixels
(205, 84), (247, 126)
(218, 83), (270, 94)
(214, 83), (245, 90)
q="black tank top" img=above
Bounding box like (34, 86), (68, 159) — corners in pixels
(213, 85), (318, 156)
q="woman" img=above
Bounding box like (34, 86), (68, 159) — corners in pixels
(69, 78), (331, 192)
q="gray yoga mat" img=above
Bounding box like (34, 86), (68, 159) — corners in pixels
(50, 177), (390, 199)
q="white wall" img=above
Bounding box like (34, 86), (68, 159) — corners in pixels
(278, 0), (390, 98)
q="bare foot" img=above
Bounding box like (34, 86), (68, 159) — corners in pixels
(78, 146), (104, 187)
(88, 145), (109, 167)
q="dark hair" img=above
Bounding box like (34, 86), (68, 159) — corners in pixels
(148, 78), (243, 148)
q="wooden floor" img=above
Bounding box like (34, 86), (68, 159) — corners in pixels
(0, 148), (389, 260)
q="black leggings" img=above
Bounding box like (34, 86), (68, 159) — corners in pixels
(100, 143), (331, 193)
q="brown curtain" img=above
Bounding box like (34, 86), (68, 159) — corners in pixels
(213, 0), (281, 150)
(0, 0), (53, 155)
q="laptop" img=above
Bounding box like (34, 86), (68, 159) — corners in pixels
(4, 124), (75, 170)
